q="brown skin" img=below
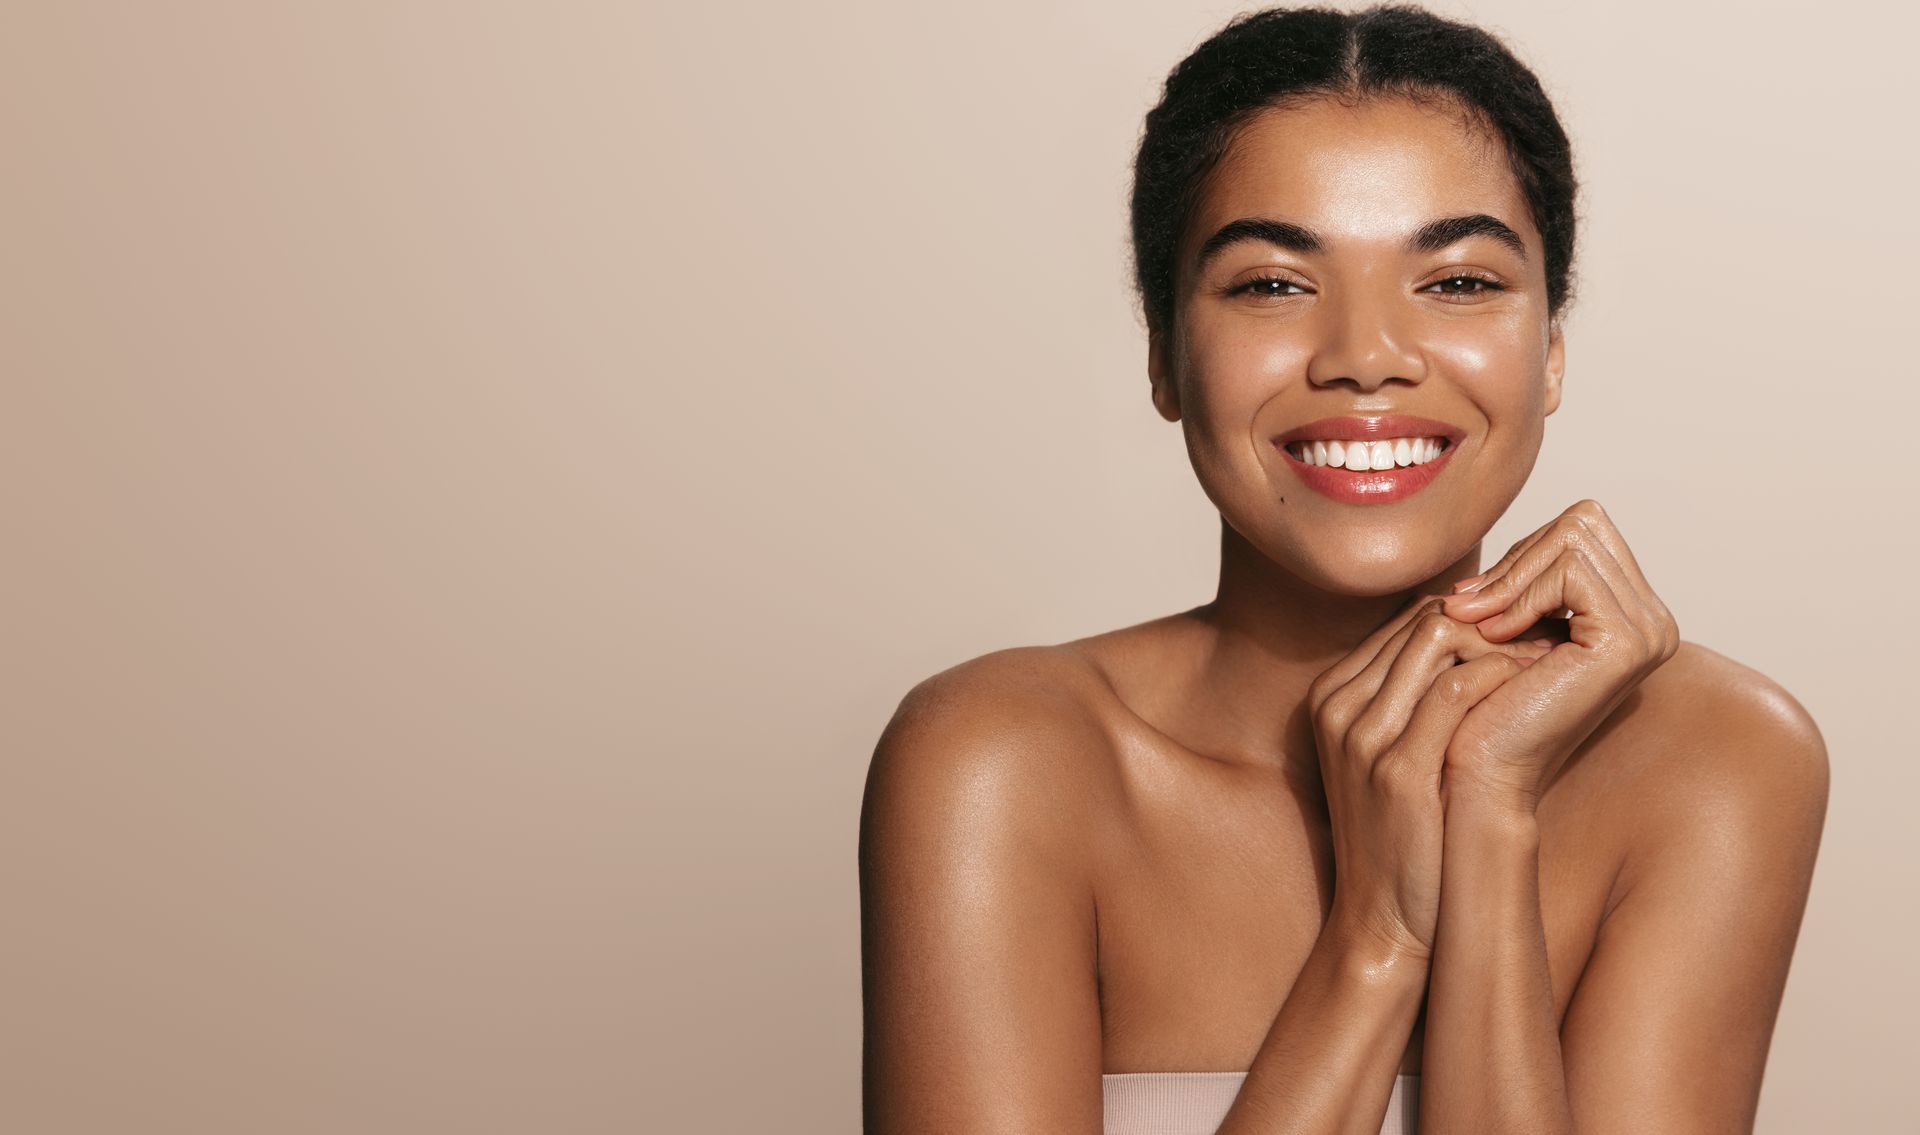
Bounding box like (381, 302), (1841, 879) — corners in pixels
(859, 96), (1828, 1133)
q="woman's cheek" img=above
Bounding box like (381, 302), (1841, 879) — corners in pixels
(1427, 312), (1548, 411)
(1183, 403), (1294, 529)
(1174, 383), (1247, 509)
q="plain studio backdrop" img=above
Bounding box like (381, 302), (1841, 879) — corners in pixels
(4, 1), (1915, 1131)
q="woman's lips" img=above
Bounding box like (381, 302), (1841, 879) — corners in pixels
(1272, 413), (1466, 447)
(1270, 414), (1466, 505)
(1273, 434), (1460, 504)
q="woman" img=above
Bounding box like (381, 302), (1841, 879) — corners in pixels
(858, 5), (1828, 1132)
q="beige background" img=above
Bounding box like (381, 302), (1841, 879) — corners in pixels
(4, 1), (1913, 1131)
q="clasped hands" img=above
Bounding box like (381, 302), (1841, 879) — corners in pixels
(1308, 500), (1680, 958)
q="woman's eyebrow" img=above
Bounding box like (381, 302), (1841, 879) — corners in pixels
(1193, 213), (1529, 273)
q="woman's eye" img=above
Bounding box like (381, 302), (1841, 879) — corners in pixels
(1228, 274), (1508, 302)
(1426, 274), (1507, 301)
(1229, 276), (1307, 299)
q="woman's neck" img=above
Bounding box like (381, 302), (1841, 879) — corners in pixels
(1167, 520), (1484, 780)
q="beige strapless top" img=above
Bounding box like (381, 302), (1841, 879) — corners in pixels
(1102, 1071), (1418, 1134)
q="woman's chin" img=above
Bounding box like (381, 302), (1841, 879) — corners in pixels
(1285, 550), (1462, 599)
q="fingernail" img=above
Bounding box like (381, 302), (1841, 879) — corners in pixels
(1452, 573), (1488, 593)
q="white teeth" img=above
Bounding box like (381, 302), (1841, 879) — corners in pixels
(1288, 436), (1449, 469)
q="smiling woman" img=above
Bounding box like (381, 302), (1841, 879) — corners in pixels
(858, 5), (1827, 1134)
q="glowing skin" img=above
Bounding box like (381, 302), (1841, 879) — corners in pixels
(1150, 95), (1564, 600)
(860, 92), (1826, 1135)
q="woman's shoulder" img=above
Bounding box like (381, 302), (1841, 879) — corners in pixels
(1610, 640), (1826, 777)
(891, 640), (1112, 717)
(862, 642), (1128, 850)
(1572, 640), (1828, 860)
(874, 642), (1121, 774)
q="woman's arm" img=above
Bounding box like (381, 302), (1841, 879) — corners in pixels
(1556, 664), (1827, 1133)
(1419, 790), (1573, 1132)
(1432, 502), (1827, 1133)
(1213, 922), (1428, 1135)
(1419, 653), (1828, 1134)
(859, 653), (1440, 1134)
(858, 662), (1105, 1133)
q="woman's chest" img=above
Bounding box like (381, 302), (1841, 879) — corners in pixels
(1090, 759), (1619, 1077)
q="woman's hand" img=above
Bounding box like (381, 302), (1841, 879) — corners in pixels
(1308, 593), (1553, 960)
(1440, 499), (1681, 816)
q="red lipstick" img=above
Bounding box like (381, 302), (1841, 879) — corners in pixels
(1271, 414), (1466, 505)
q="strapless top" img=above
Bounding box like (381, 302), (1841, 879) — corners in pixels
(1102, 1071), (1418, 1134)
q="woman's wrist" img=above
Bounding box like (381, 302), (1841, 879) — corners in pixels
(1440, 789), (1544, 880)
(1319, 909), (1433, 990)
(1442, 774), (1546, 833)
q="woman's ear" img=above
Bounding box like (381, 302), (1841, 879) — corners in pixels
(1148, 320), (1182, 423)
(1543, 316), (1565, 417)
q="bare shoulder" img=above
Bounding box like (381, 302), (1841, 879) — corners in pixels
(877, 644), (1115, 757)
(1588, 640), (1830, 895)
(858, 645), (1117, 1128)
(859, 644), (1122, 875)
(1556, 643), (1832, 1129)
(1615, 640), (1829, 799)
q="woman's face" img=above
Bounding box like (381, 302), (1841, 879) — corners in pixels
(1152, 94), (1564, 597)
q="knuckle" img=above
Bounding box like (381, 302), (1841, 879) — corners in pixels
(1316, 686), (1358, 730)
(1307, 665), (1349, 711)
(1369, 750), (1423, 793)
(1487, 654), (1526, 682)
(1631, 615), (1664, 652)
(1414, 611), (1456, 647)
(1583, 624), (1623, 651)
(1431, 668), (1477, 702)
(1344, 716), (1392, 760)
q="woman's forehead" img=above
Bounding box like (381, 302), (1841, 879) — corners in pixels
(1191, 96), (1535, 254)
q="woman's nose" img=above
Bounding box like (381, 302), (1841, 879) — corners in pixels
(1304, 289), (1426, 392)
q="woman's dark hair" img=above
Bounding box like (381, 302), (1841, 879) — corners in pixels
(1130, 3), (1578, 338)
